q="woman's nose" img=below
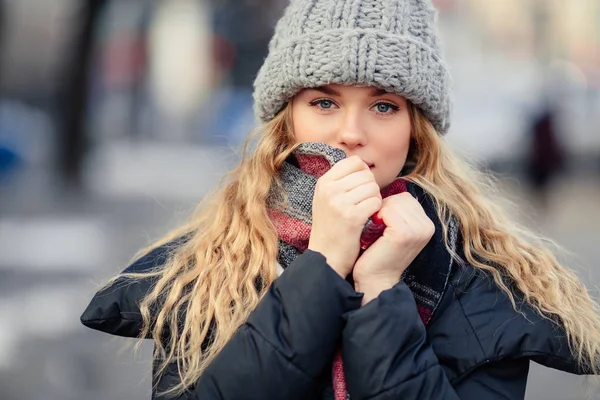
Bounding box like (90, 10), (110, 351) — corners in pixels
(337, 111), (367, 149)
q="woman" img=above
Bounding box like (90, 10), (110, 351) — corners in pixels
(81, 0), (600, 399)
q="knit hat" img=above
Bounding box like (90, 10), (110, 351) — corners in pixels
(253, 0), (452, 134)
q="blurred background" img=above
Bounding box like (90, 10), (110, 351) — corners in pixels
(0, 0), (598, 399)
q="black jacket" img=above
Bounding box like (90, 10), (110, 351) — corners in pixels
(81, 246), (585, 399)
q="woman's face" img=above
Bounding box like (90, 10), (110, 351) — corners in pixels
(292, 84), (412, 188)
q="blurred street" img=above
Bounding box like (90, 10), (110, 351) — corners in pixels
(0, 0), (599, 399)
(0, 141), (237, 400)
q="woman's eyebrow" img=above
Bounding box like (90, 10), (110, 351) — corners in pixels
(311, 86), (342, 96)
(369, 88), (389, 97)
(309, 86), (391, 98)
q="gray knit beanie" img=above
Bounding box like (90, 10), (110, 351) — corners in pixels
(253, 0), (452, 134)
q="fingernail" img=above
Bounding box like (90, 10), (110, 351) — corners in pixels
(372, 213), (384, 225)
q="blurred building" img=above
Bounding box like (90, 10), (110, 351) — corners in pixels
(466, 0), (600, 79)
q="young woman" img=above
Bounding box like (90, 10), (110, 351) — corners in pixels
(81, 1), (600, 399)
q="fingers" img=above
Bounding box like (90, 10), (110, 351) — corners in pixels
(380, 193), (423, 217)
(336, 169), (379, 192)
(356, 196), (383, 220)
(318, 181), (381, 227)
(323, 156), (370, 181)
(378, 193), (435, 237)
(315, 156), (380, 209)
(346, 181), (382, 205)
(309, 156), (381, 278)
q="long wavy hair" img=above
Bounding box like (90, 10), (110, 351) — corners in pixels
(115, 99), (600, 397)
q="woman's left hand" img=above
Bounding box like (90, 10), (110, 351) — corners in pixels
(353, 192), (435, 305)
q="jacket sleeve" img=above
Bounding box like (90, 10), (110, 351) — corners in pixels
(341, 282), (529, 400)
(158, 250), (363, 400)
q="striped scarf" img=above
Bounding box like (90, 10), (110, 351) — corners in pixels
(269, 142), (458, 400)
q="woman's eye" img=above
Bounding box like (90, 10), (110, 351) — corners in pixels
(318, 100), (334, 109)
(310, 99), (336, 109)
(374, 103), (398, 114)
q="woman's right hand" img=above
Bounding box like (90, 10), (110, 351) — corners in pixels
(308, 156), (382, 278)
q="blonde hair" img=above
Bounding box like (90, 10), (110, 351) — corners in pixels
(116, 101), (600, 397)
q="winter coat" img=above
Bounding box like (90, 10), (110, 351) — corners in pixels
(81, 244), (586, 400)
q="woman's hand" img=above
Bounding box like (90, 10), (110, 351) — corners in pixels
(353, 193), (435, 305)
(308, 156), (382, 278)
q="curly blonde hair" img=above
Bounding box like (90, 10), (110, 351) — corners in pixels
(114, 101), (600, 397)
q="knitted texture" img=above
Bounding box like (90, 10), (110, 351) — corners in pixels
(269, 142), (458, 399)
(253, 0), (452, 134)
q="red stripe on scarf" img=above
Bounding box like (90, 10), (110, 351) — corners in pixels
(332, 349), (348, 400)
(296, 154), (334, 178)
(381, 178), (407, 198)
(417, 305), (433, 325)
(268, 210), (311, 252)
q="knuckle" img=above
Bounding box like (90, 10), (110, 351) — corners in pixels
(341, 208), (357, 224)
(360, 197), (381, 219)
(362, 169), (376, 181)
(369, 182), (381, 194)
(315, 178), (327, 191)
(371, 196), (383, 211)
(382, 194), (395, 204)
(427, 220), (436, 235)
(391, 193), (408, 204)
(327, 196), (341, 210)
(391, 232), (408, 246)
(320, 182), (337, 198)
(351, 156), (368, 168)
(386, 199), (402, 212)
(341, 156), (356, 168)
